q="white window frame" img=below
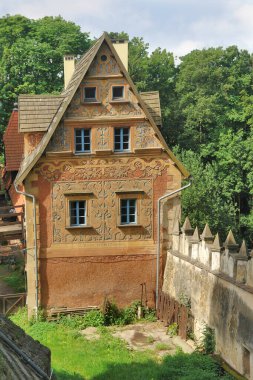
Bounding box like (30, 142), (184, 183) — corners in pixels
(69, 200), (86, 226)
(114, 127), (130, 152)
(120, 198), (137, 225)
(75, 128), (91, 153)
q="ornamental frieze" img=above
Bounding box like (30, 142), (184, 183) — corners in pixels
(47, 122), (70, 152)
(37, 157), (171, 182)
(52, 179), (153, 243)
(135, 123), (162, 149)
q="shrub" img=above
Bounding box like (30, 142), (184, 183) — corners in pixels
(60, 310), (104, 330)
(200, 325), (216, 354)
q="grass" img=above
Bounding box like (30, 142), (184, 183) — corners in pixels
(10, 308), (234, 380)
(155, 342), (171, 351)
(1, 264), (26, 293)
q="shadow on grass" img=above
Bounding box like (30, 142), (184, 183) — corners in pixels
(53, 370), (85, 380)
(91, 353), (234, 380)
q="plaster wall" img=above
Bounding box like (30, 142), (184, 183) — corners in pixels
(163, 249), (253, 379)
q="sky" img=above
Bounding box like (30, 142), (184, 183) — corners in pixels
(1, 0), (253, 58)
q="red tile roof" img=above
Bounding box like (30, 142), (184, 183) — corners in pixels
(3, 110), (24, 171)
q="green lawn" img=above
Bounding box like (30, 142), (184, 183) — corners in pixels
(10, 308), (234, 380)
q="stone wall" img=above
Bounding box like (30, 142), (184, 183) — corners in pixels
(163, 217), (253, 380)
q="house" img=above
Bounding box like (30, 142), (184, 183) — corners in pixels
(11, 33), (189, 316)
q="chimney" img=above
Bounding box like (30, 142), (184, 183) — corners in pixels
(64, 55), (75, 89)
(112, 40), (128, 71)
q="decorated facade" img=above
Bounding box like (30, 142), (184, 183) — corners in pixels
(13, 33), (189, 315)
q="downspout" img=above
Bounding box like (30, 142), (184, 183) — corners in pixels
(14, 182), (38, 320)
(156, 179), (192, 309)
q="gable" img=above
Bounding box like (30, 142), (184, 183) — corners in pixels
(15, 33), (190, 185)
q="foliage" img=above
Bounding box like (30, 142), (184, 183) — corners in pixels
(167, 322), (179, 337)
(60, 310), (105, 330)
(104, 300), (142, 325)
(0, 15), (91, 144)
(197, 325), (216, 355)
(10, 308), (233, 380)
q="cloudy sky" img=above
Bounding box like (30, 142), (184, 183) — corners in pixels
(1, 0), (253, 57)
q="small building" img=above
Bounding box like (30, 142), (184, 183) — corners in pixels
(11, 33), (189, 316)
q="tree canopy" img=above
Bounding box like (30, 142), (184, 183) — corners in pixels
(0, 15), (252, 245)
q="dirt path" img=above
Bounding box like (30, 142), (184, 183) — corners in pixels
(0, 265), (17, 294)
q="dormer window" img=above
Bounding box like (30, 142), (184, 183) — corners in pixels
(84, 87), (96, 102)
(112, 86), (124, 100)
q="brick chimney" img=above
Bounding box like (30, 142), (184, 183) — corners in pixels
(64, 55), (75, 89)
(112, 40), (128, 71)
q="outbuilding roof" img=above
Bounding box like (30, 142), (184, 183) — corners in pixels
(3, 110), (24, 171)
(140, 91), (162, 126)
(19, 95), (64, 132)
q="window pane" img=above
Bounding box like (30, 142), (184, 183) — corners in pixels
(129, 215), (136, 223)
(79, 217), (85, 225)
(113, 86), (124, 99)
(121, 215), (127, 224)
(85, 87), (96, 99)
(70, 216), (77, 225)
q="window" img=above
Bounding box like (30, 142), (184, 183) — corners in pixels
(84, 87), (96, 101)
(114, 127), (129, 151)
(112, 86), (124, 100)
(120, 199), (137, 224)
(69, 200), (86, 226)
(75, 129), (91, 153)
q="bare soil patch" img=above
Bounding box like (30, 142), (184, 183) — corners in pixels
(81, 321), (195, 357)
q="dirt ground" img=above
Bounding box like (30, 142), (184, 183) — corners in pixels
(81, 321), (195, 356)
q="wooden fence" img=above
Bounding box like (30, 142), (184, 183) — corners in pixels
(0, 293), (26, 316)
(0, 204), (25, 242)
(157, 291), (193, 340)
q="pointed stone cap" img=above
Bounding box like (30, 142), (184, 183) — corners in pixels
(238, 240), (248, 258)
(191, 227), (200, 243)
(223, 230), (239, 252)
(181, 217), (194, 236)
(211, 233), (221, 252)
(172, 219), (180, 236)
(200, 224), (214, 242)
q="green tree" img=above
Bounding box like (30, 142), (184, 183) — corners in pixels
(0, 15), (91, 143)
(175, 46), (253, 149)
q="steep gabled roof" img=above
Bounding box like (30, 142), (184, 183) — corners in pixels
(3, 110), (24, 171)
(15, 32), (189, 185)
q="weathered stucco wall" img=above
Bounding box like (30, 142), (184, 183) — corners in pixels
(40, 254), (157, 309)
(24, 154), (181, 314)
(163, 220), (253, 379)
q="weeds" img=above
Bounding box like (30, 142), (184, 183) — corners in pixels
(197, 324), (216, 354)
(167, 322), (178, 337)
